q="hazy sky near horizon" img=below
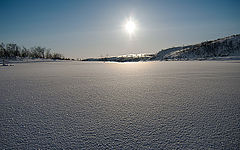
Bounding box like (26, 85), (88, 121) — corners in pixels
(1, 0), (240, 58)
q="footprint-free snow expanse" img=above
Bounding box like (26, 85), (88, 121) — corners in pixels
(0, 61), (240, 149)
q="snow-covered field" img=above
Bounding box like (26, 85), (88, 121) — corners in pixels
(0, 61), (240, 149)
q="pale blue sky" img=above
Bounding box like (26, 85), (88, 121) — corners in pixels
(1, 0), (240, 58)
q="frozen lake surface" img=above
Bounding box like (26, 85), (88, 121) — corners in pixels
(1, 61), (240, 149)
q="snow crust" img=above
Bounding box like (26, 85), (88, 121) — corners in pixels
(0, 61), (240, 149)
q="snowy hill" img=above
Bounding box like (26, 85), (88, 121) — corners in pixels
(150, 45), (191, 60)
(83, 34), (240, 62)
(153, 34), (240, 60)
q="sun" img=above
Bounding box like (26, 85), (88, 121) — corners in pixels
(125, 17), (136, 36)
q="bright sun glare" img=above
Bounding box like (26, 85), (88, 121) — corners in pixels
(125, 17), (136, 36)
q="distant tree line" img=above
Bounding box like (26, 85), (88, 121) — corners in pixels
(0, 42), (65, 60)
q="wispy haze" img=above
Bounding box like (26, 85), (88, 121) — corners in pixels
(1, 0), (240, 58)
